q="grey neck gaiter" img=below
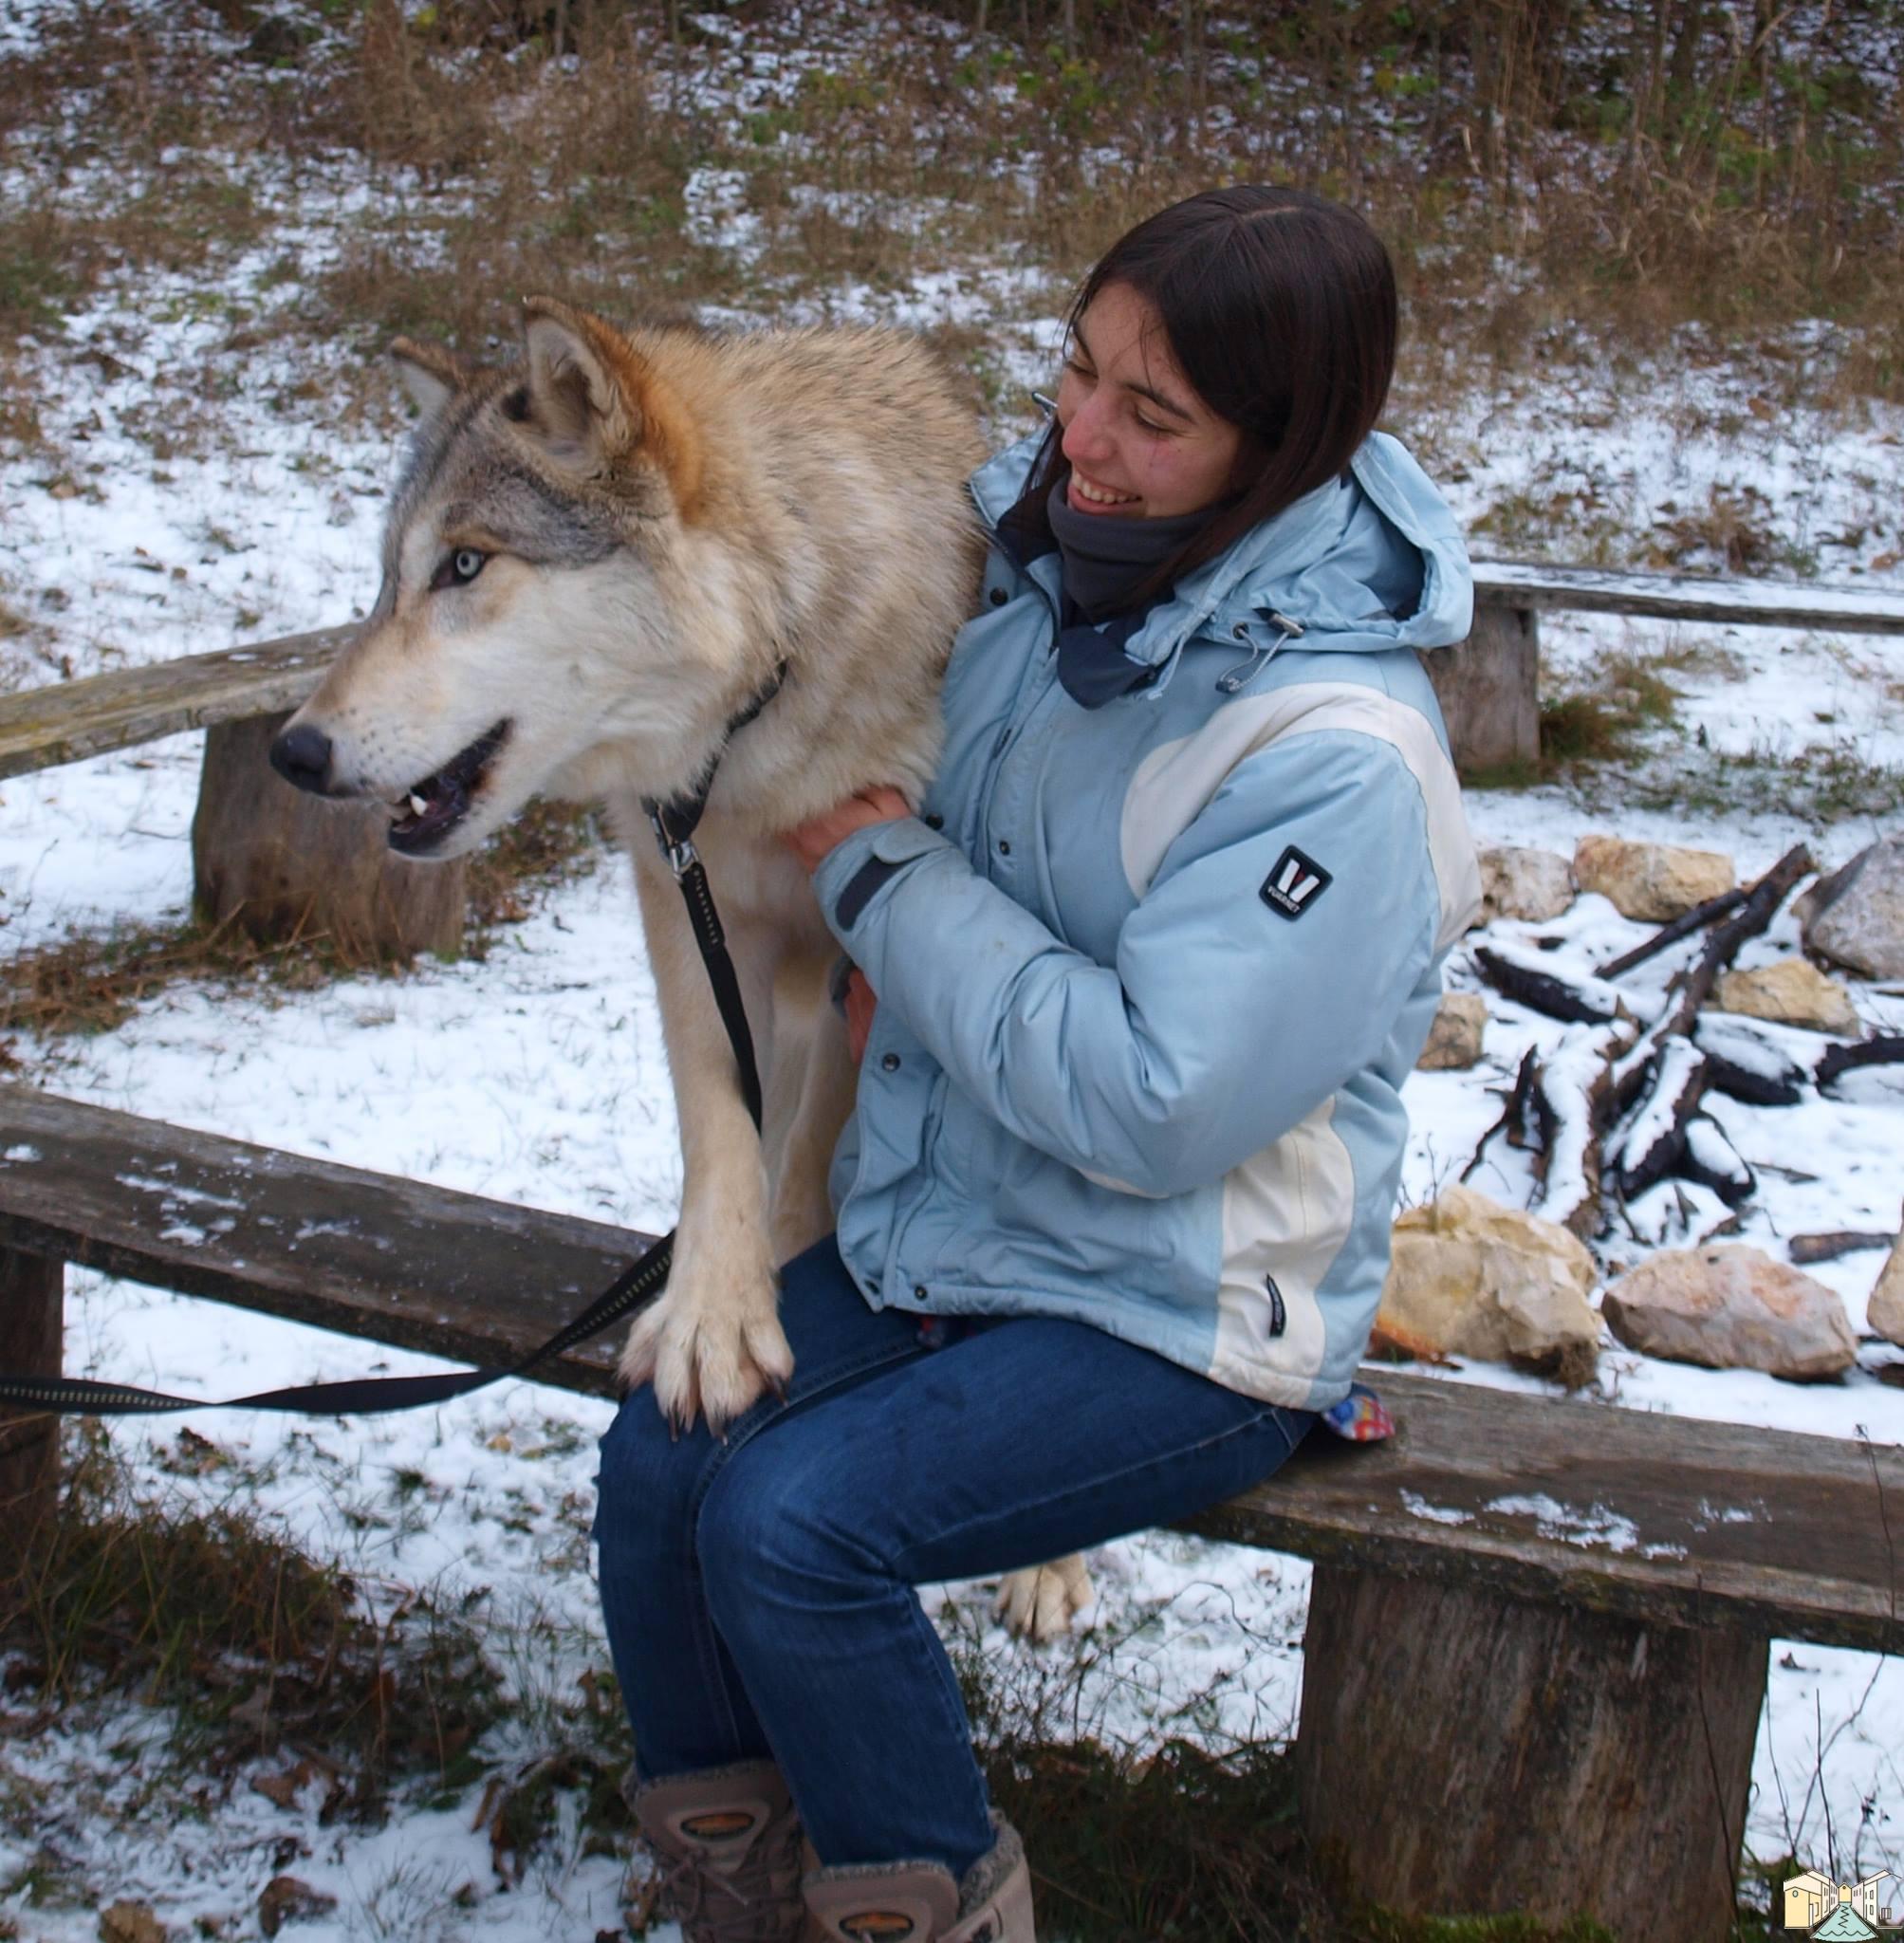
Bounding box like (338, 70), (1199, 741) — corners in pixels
(1044, 477), (1221, 622)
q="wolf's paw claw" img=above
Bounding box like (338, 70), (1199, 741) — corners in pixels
(617, 1284), (794, 1435)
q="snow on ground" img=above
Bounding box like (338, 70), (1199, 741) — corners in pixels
(8, 655), (1904, 1934)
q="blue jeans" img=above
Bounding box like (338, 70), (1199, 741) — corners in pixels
(592, 1235), (1312, 1877)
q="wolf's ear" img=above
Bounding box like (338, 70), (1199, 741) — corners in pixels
(390, 337), (468, 420)
(520, 297), (640, 466)
(518, 295), (703, 514)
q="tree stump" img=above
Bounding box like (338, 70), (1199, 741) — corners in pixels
(1296, 1564), (1764, 1941)
(192, 712), (466, 961)
(0, 1246), (62, 1564)
(1423, 603), (1540, 778)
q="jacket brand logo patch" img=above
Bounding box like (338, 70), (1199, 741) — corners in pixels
(1260, 846), (1332, 919)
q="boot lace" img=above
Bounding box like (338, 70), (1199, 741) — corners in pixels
(648, 1805), (805, 1943)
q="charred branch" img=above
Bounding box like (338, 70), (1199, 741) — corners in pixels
(1599, 885), (1749, 979)
(1815, 1035), (1904, 1094)
(1474, 943), (1634, 1027)
(1611, 1037), (1708, 1201)
(1788, 1231), (1898, 1266)
(1461, 1046), (1542, 1185)
(1528, 1031), (1618, 1239)
(1663, 843), (1815, 1036)
(1692, 1015), (1809, 1107)
(1679, 1115), (1755, 1207)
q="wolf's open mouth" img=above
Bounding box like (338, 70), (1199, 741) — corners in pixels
(388, 720), (510, 854)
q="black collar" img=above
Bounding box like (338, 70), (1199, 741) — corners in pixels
(642, 661), (789, 863)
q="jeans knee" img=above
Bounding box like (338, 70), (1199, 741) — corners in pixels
(593, 1391), (701, 1577)
(696, 1451), (867, 1638)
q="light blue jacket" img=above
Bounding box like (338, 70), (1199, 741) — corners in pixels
(813, 431), (1482, 1409)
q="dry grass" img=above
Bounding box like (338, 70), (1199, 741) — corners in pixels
(1, 0), (1895, 411)
(1, 1427), (503, 1814)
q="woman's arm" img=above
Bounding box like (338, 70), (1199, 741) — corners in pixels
(798, 731), (1469, 1198)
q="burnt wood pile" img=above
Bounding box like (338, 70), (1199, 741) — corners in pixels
(1466, 842), (1904, 1239)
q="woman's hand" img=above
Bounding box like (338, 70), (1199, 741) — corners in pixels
(783, 785), (913, 877)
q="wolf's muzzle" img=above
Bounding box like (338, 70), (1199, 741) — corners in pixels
(271, 722), (334, 794)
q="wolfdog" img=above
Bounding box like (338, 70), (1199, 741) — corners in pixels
(270, 299), (1091, 1636)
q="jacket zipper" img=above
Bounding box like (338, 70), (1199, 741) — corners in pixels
(887, 523), (1058, 1288)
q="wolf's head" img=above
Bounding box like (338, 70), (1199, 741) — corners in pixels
(272, 298), (735, 858)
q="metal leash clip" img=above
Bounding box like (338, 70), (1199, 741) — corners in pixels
(647, 803), (701, 881)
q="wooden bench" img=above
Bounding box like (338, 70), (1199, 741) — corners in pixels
(2, 1084), (1896, 1940)
(1433, 562), (1904, 775)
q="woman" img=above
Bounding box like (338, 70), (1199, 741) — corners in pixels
(594, 184), (1481, 1943)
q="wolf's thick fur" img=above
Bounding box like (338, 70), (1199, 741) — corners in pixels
(279, 301), (1090, 1637)
(281, 298), (982, 1426)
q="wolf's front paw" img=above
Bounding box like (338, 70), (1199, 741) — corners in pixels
(616, 1254), (794, 1434)
(995, 1554), (1095, 1641)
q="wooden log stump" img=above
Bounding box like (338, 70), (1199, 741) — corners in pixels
(0, 1245), (62, 1564)
(1424, 603), (1540, 778)
(1296, 1564), (1764, 1941)
(192, 712), (466, 960)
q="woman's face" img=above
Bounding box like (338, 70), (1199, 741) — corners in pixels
(1055, 281), (1246, 521)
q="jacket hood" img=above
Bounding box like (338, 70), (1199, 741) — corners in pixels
(970, 428), (1473, 692)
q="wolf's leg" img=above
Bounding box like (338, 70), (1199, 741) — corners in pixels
(762, 951), (858, 1262)
(620, 849), (793, 1432)
(995, 1556), (1095, 1642)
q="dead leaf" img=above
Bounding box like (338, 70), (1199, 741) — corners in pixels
(252, 1759), (317, 1809)
(99, 1904), (167, 1943)
(257, 1878), (336, 1938)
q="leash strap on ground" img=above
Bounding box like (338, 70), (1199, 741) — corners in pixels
(0, 777), (779, 1417)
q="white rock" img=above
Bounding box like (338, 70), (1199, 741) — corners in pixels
(1416, 992), (1488, 1070)
(1573, 835), (1734, 922)
(1712, 957), (1860, 1035)
(1796, 836), (1904, 980)
(1477, 846), (1574, 924)
(1868, 1241), (1904, 1349)
(1378, 1186), (1599, 1385)
(1601, 1245), (1857, 1379)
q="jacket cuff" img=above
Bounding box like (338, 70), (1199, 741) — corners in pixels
(812, 817), (947, 936)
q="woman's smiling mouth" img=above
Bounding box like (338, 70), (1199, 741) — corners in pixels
(1068, 471), (1139, 512)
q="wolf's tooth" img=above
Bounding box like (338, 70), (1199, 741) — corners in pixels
(409, 793), (428, 817)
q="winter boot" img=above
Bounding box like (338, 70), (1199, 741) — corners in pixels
(632, 1760), (810, 1943)
(802, 1814), (1035, 1943)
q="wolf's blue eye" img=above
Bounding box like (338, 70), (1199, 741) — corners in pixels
(433, 548), (488, 590)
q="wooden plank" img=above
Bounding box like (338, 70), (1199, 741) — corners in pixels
(0, 1085), (637, 1398)
(1474, 560), (1904, 635)
(0, 628), (347, 781)
(2, 1086), (1899, 1651)
(1189, 1377), (1904, 1656)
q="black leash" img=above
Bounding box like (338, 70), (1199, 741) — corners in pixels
(0, 667), (789, 1419)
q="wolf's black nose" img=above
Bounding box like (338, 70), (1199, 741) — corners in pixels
(270, 723), (333, 793)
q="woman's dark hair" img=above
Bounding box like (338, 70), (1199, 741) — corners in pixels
(1006, 185), (1398, 604)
